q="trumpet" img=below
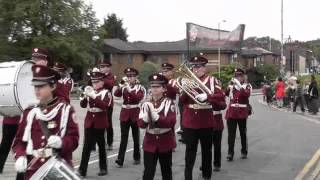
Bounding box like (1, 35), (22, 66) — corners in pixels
(79, 86), (94, 99)
(175, 62), (212, 105)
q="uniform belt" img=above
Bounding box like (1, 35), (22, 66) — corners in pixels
(188, 104), (212, 109)
(88, 107), (105, 112)
(122, 104), (140, 109)
(213, 111), (222, 115)
(230, 103), (247, 108)
(146, 128), (171, 135)
(32, 148), (52, 158)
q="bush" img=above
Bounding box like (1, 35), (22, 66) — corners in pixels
(138, 61), (158, 87)
(210, 64), (236, 89)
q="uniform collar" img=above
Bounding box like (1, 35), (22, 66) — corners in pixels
(38, 97), (59, 110)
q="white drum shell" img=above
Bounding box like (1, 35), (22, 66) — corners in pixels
(0, 61), (37, 116)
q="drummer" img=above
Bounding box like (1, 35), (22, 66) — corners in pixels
(12, 65), (79, 180)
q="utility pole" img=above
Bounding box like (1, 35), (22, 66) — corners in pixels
(280, 0), (285, 76)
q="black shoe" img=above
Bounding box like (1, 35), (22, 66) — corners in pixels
(213, 166), (221, 172)
(178, 138), (185, 144)
(241, 153), (247, 159)
(0, 169), (3, 174)
(115, 159), (123, 168)
(199, 166), (202, 171)
(133, 160), (141, 165)
(97, 169), (108, 176)
(227, 154), (233, 161)
(107, 144), (113, 150)
(177, 130), (183, 135)
(77, 169), (86, 177)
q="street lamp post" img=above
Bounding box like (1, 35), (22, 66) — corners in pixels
(218, 20), (226, 78)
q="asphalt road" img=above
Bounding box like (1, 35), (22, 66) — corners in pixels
(0, 95), (320, 180)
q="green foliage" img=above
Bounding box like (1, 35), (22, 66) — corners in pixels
(243, 36), (281, 54)
(210, 64), (236, 89)
(0, 0), (99, 69)
(99, 13), (128, 42)
(307, 39), (320, 62)
(256, 64), (279, 81)
(138, 61), (158, 87)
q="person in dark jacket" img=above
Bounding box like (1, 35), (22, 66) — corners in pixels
(308, 75), (318, 115)
(293, 80), (305, 113)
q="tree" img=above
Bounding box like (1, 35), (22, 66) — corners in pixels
(0, 0), (99, 71)
(210, 65), (236, 89)
(243, 36), (281, 54)
(99, 13), (128, 41)
(139, 61), (157, 87)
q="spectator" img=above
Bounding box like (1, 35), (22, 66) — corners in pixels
(293, 80), (305, 113)
(265, 81), (273, 105)
(275, 77), (286, 108)
(287, 82), (296, 111)
(308, 75), (319, 115)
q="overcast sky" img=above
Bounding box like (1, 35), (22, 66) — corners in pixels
(86, 0), (319, 42)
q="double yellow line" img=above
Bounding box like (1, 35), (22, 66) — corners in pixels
(295, 148), (320, 180)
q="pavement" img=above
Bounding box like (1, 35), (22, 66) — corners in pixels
(0, 95), (320, 180)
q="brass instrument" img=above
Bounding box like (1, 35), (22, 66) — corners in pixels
(119, 77), (129, 87)
(79, 86), (94, 99)
(175, 62), (212, 105)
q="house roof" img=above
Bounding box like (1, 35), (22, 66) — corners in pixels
(103, 38), (240, 54)
(241, 47), (276, 57)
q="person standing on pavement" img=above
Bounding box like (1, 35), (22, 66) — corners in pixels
(52, 62), (74, 104)
(160, 63), (184, 143)
(78, 71), (112, 177)
(114, 67), (146, 167)
(98, 59), (116, 150)
(275, 77), (285, 108)
(308, 75), (319, 115)
(293, 80), (305, 113)
(180, 56), (225, 180)
(138, 73), (176, 180)
(225, 68), (251, 161)
(12, 65), (79, 180)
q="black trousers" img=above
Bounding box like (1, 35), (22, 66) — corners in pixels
(184, 128), (213, 180)
(293, 96), (305, 112)
(117, 120), (140, 163)
(212, 130), (223, 168)
(227, 119), (248, 155)
(106, 107), (114, 146)
(0, 124), (18, 171)
(143, 150), (172, 180)
(16, 173), (25, 180)
(79, 128), (107, 175)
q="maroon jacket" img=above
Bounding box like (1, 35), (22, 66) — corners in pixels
(137, 98), (176, 153)
(12, 98), (79, 179)
(2, 116), (20, 125)
(114, 84), (146, 122)
(103, 73), (116, 91)
(56, 77), (74, 103)
(80, 88), (112, 129)
(225, 83), (251, 120)
(212, 92), (227, 130)
(180, 75), (226, 129)
(165, 79), (179, 100)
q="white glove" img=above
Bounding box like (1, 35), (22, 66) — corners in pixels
(139, 112), (149, 123)
(47, 135), (63, 149)
(232, 78), (242, 88)
(151, 111), (159, 122)
(86, 90), (96, 99)
(195, 93), (208, 102)
(92, 67), (100, 72)
(15, 156), (27, 173)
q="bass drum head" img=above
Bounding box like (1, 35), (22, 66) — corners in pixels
(15, 61), (38, 110)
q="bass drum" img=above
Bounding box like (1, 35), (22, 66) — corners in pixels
(0, 61), (38, 117)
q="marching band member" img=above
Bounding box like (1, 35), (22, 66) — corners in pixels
(78, 71), (112, 177)
(114, 67), (146, 167)
(161, 63), (185, 143)
(138, 73), (176, 180)
(31, 47), (49, 66)
(98, 59), (116, 149)
(225, 68), (251, 161)
(180, 56), (226, 180)
(52, 62), (74, 104)
(12, 65), (79, 180)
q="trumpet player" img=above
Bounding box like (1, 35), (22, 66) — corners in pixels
(138, 73), (176, 180)
(78, 71), (112, 177)
(114, 67), (146, 167)
(225, 68), (251, 161)
(98, 59), (116, 150)
(52, 62), (74, 104)
(180, 56), (226, 180)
